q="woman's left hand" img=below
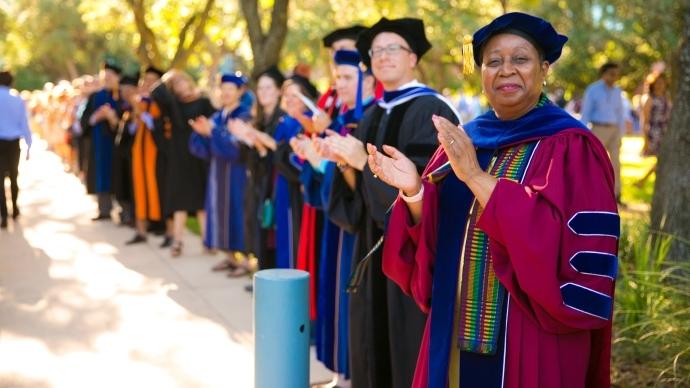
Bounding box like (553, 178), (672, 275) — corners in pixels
(433, 115), (482, 183)
(433, 115), (497, 207)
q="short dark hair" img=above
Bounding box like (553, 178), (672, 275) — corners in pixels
(0, 70), (13, 87)
(599, 62), (619, 76)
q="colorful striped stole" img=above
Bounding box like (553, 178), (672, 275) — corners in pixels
(456, 140), (539, 354)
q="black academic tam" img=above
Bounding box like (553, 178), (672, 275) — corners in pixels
(356, 17), (431, 67)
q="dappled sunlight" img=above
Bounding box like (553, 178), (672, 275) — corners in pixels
(1, 140), (255, 387)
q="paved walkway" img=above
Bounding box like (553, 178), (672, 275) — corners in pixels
(0, 140), (331, 388)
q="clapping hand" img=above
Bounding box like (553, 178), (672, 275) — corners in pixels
(228, 119), (250, 141)
(312, 136), (345, 165)
(432, 115), (481, 183)
(289, 135), (309, 159)
(290, 135), (322, 167)
(366, 143), (421, 196)
(323, 130), (368, 171)
(311, 109), (332, 134)
(101, 105), (119, 126)
(188, 116), (212, 136)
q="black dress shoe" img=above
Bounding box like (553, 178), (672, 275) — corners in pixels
(0, 218), (7, 229)
(11, 209), (19, 220)
(159, 236), (173, 248)
(92, 214), (111, 221)
(125, 234), (147, 245)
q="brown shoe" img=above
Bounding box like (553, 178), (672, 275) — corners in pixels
(227, 266), (250, 278)
(171, 241), (183, 257)
(212, 258), (239, 272)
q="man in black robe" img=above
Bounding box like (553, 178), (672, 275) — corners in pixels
(111, 75), (139, 226)
(325, 17), (460, 388)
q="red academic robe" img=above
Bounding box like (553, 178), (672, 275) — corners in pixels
(383, 128), (618, 388)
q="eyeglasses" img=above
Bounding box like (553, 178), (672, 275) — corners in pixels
(368, 44), (413, 59)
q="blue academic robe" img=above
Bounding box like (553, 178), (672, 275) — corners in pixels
(272, 114), (306, 269)
(82, 89), (119, 194)
(189, 105), (251, 251)
(304, 102), (375, 376)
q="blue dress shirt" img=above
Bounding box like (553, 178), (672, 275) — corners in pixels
(0, 86), (32, 149)
(580, 79), (625, 130)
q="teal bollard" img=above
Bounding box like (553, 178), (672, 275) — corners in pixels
(254, 269), (310, 388)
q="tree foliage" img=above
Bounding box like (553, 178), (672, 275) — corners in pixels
(0, 0), (684, 98)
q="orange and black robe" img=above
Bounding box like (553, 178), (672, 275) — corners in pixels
(131, 96), (162, 221)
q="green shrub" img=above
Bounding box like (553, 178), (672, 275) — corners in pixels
(613, 219), (690, 387)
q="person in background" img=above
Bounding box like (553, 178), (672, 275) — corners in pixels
(317, 25), (368, 123)
(240, 66), (286, 279)
(293, 48), (378, 385)
(125, 66), (171, 246)
(636, 72), (671, 187)
(80, 61), (122, 221)
(111, 74), (139, 227)
(189, 73), (253, 275)
(580, 62), (625, 204)
(270, 74), (319, 270)
(151, 70), (216, 257)
(0, 69), (32, 229)
(326, 17), (459, 388)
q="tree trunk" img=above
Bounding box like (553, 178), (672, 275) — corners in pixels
(126, 0), (215, 69)
(125, 0), (164, 68)
(170, 0), (216, 69)
(240, 0), (290, 80)
(650, 9), (690, 261)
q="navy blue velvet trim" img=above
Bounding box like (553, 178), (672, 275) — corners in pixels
(568, 211), (620, 238)
(428, 149), (494, 388)
(570, 251), (618, 279)
(560, 283), (612, 320)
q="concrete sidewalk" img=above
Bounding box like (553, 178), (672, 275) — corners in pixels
(0, 140), (331, 388)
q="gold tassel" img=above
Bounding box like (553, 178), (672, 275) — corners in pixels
(462, 35), (475, 75)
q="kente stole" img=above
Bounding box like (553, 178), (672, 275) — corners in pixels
(454, 140), (539, 355)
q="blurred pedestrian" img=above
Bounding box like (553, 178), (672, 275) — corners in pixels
(636, 72), (671, 187)
(581, 62), (625, 203)
(0, 69), (32, 229)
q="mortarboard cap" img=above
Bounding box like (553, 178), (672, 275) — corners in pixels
(334, 50), (370, 121)
(465, 12), (568, 74)
(221, 72), (248, 87)
(144, 66), (165, 78)
(322, 25), (367, 48)
(356, 17), (431, 68)
(334, 50), (362, 68)
(102, 60), (122, 75)
(258, 65), (286, 88)
(119, 74), (139, 87)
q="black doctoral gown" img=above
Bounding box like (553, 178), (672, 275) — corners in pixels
(151, 83), (216, 213)
(328, 95), (459, 388)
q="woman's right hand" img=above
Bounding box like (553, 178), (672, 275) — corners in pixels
(366, 143), (421, 195)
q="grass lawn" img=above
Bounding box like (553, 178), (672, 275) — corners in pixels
(620, 136), (656, 209)
(187, 217), (201, 236)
